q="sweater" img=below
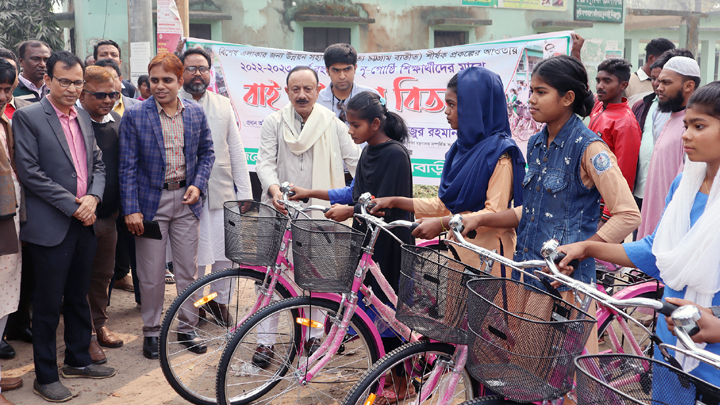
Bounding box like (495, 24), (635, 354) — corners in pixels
(93, 112), (121, 218)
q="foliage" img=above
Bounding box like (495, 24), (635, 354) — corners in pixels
(0, 0), (64, 53)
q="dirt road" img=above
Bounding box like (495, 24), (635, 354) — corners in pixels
(3, 284), (192, 404)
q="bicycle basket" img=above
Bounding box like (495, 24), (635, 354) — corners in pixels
(396, 245), (488, 345)
(465, 277), (595, 402)
(575, 354), (720, 405)
(291, 219), (365, 293)
(223, 200), (289, 267)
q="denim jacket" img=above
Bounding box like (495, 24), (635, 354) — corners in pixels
(514, 114), (604, 290)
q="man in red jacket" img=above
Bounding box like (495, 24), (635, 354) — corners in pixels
(589, 58), (642, 221)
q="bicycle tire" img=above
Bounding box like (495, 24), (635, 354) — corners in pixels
(597, 290), (663, 357)
(159, 267), (293, 405)
(457, 396), (520, 404)
(216, 296), (380, 405)
(342, 341), (475, 405)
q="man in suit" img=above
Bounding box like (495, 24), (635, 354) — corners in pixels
(119, 52), (214, 359)
(93, 39), (137, 98)
(13, 51), (115, 402)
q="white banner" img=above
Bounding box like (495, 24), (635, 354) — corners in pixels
(187, 32), (572, 185)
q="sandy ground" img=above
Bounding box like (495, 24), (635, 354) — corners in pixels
(2, 283), (191, 405)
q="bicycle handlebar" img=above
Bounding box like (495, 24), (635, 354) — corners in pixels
(354, 192), (419, 244)
(278, 182), (330, 218)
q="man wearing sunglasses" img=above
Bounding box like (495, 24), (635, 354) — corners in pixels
(77, 66), (125, 365)
(13, 51), (115, 402)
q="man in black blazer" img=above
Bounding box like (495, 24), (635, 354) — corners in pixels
(13, 51), (116, 402)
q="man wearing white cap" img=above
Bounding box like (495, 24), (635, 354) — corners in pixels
(637, 55), (700, 238)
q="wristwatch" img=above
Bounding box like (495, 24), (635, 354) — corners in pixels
(710, 306), (720, 319)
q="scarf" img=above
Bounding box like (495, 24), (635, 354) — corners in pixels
(438, 67), (526, 214)
(280, 102), (345, 208)
(653, 159), (720, 371)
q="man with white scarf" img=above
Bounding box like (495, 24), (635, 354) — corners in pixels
(253, 66), (360, 367)
(258, 66), (360, 212)
(556, 80), (720, 383)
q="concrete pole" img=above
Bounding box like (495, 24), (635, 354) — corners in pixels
(127, 0), (153, 83)
(685, 14), (700, 58)
(700, 40), (716, 86)
(176, 0), (190, 37)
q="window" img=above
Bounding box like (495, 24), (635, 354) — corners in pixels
(303, 27), (351, 52)
(434, 31), (467, 47)
(190, 24), (212, 40)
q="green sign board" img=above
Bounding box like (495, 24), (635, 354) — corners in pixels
(575, 0), (623, 23)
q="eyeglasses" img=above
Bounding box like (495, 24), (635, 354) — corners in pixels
(185, 66), (210, 74)
(83, 89), (120, 100)
(336, 99), (347, 123)
(49, 75), (84, 89)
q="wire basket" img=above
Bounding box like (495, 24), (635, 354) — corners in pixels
(396, 245), (487, 345)
(575, 354), (720, 405)
(465, 277), (596, 402)
(223, 200), (289, 267)
(291, 219), (365, 293)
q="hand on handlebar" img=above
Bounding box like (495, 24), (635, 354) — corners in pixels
(556, 242), (589, 275)
(412, 217), (443, 239)
(368, 197), (391, 217)
(665, 298), (720, 344)
(288, 184), (310, 201)
(460, 215), (482, 237)
(269, 185), (288, 215)
(325, 204), (354, 222)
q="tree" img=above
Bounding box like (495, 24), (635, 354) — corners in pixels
(0, 0), (64, 53)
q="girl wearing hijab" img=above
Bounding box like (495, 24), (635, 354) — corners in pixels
(369, 66), (526, 275)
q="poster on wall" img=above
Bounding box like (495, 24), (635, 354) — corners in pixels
(462, 0), (566, 12)
(156, 0), (183, 54)
(186, 31), (573, 185)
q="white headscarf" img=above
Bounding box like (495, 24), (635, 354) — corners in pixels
(653, 158), (720, 371)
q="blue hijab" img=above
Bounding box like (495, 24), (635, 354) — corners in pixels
(438, 67), (526, 214)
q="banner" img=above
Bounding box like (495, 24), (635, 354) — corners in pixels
(186, 32), (572, 185)
(462, 0), (566, 11)
(156, 0), (183, 54)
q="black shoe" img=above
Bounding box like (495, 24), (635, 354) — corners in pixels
(251, 345), (274, 368)
(304, 337), (321, 357)
(143, 337), (159, 360)
(6, 327), (32, 343)
(0, 339), (15, 359)
(177, 332), (207, 354)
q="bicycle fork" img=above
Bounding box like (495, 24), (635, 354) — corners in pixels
(295, 291), (359, 384)
(415, 344), (468, 405)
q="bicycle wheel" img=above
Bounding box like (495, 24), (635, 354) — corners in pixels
(597, 290), (663, 357)
(342, 341), (475, 405)
(216, 296), (380, 405)
(457, 396), (520, 404)
(160, 267), (293, 405)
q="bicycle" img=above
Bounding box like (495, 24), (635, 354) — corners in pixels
(573, 304), (720, 404)
(460, 236), (682, 405)
(214, 193), (480, 405)
(158, 182), (338, 405)
(343, 216), (678, 405)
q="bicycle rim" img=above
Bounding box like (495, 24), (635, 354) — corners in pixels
(342, 341), (474, 405)
(217, 296), (380, 405)
(159, 267), (292, 405)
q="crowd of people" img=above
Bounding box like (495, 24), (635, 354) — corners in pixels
(0, 33), (718, 404)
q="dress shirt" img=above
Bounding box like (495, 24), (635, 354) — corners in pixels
(156, 98), (186, 183)
(48, 100), (87, 198)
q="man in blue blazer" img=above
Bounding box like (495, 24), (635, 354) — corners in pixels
(119, 53), (214, 359)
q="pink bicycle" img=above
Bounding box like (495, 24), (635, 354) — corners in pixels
(159, 183), (443, 404)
